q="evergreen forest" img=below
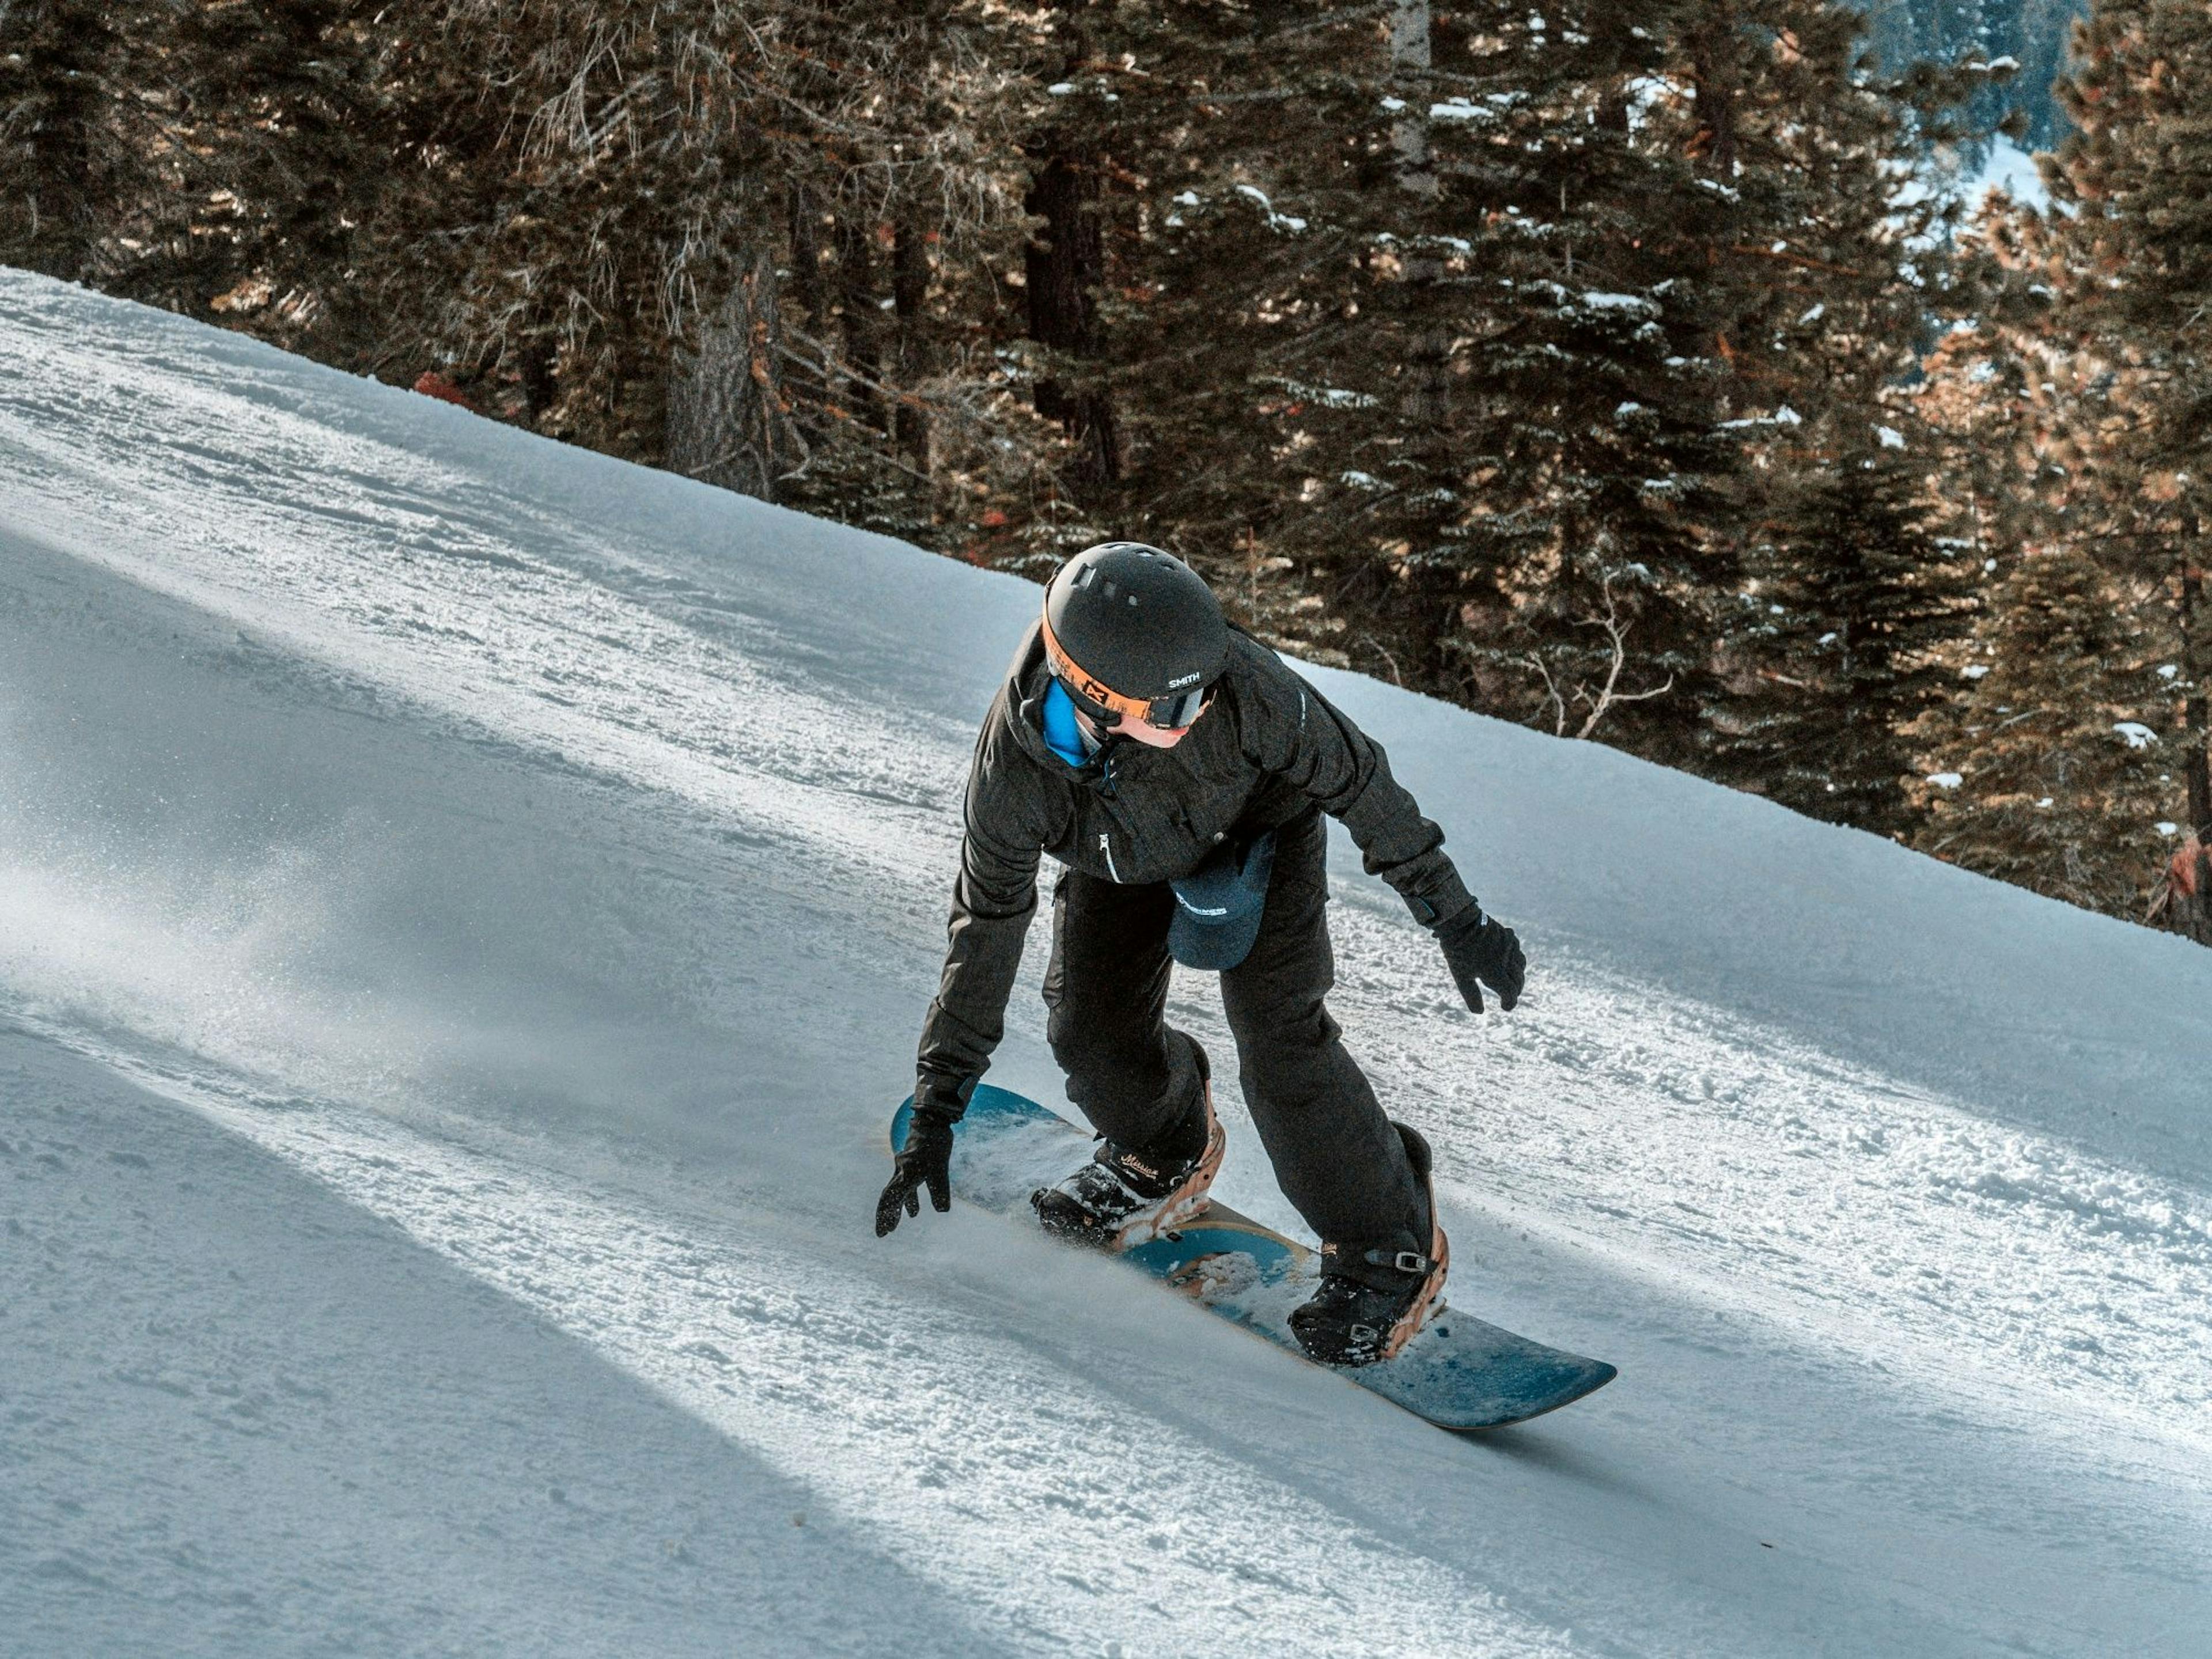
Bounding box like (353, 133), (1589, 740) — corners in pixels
(5, 0), (2206, 942)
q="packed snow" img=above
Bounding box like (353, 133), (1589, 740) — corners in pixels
(1, 271), (2207, 1656)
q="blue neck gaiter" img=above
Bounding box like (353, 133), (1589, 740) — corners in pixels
(1041, 679), (1094, 767)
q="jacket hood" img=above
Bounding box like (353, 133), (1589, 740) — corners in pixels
(1001, 619), (1113, 776)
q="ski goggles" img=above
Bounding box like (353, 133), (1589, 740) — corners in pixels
(1040, 611), (1213, 731)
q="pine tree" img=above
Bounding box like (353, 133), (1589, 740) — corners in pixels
(1999, 0), (2090, 146)
(359, 0), (1044, 531)
(171, 2), (382, 353)
(1037, 3), (1396, 646)
(1679, 0), (1986, 824)
(2029, 0), (2212, 866)
(1066, 2), (1740, 752)
(1, 2), (384, 347)
(1911, 187), (2196, 919)
(1913, 537), (2172, 908)
(384, 3), (805, 479)
(1426, 2), (1738, 766)
(757, 2), (1049, 551)
(1722, 441), (1970, 833)
(0, 1), (172, 292)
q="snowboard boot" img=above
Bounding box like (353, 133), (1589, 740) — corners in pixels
(1031, 1045), (1225, 1252)
(1289, 1122), (1450, 1368)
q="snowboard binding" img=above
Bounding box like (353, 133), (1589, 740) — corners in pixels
(1030, 1081), (1225, 1252)
(1290, 1122), (1450, 1368)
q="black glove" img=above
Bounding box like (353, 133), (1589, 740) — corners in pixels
(876, 1093), (959, 1237)
(1435, 906), (1525, 1013)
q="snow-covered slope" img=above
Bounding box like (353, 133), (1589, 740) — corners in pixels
(1, 270), (2205, 1657)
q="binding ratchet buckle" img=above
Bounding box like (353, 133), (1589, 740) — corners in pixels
(1363, 1248), (1433, 1275)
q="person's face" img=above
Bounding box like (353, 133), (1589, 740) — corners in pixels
(1077, 695), (1207, 749)
(1115, 714), (1192, 748)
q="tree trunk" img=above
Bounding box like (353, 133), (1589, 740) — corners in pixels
(1389, 0), (1459, 684)
(666, 250), (804, 502)
(1024, 6), (1119, 499)
(892, 210), (931, 464)
(514, 316), (559, 423)
(1025, 145), (1119, 495)
(3, 0), (103, 279)
(2183, 566), (2212, 840)
(1391, 0), (1445, 434)
(1688, 5), (1740, 179)
(835, 180), (884, 430)
(891, 3), (941, 468)
(787, 177), (825, 332)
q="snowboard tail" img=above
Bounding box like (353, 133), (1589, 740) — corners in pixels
(892, 1084), (1616, 1432)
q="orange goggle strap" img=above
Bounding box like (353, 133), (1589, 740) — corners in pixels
(1039, 607), (1207, 730)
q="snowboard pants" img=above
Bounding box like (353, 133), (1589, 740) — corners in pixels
(1041, 807), (1427, 1269)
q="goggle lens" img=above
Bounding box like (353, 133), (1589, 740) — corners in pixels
(1145, 687), (1207, 730)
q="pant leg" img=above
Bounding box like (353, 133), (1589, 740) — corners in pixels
(1219, 809), (1426, 1260)
(1043, 869), (1206, 1153)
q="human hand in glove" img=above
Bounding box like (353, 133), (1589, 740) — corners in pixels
(875, 1088), (962, 1236)
(1435, 905), (1525, 1013)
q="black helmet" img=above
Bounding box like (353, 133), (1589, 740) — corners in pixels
(1042, 543), (1229, 730)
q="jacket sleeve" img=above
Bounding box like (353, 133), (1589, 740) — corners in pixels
(915, 696), (1054, 1105)
(1239, 658), (1475, 927)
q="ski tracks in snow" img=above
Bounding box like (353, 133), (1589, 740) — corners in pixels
(1323, 904), (2212, 1472)
(25, 1024), (1575, 1659)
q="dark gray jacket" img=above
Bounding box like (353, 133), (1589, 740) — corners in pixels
(916, 622), (1475, 1101)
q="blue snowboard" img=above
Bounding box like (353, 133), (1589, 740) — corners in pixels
(892, 1084), (1616, 1432)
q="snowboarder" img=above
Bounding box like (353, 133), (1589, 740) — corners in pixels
(875, 543), (1525, 1366)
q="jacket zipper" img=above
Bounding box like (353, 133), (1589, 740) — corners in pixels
(1099, 831), (1123, 884)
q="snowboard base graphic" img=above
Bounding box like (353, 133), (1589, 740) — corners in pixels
(892, 1084), (1616, 1431)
